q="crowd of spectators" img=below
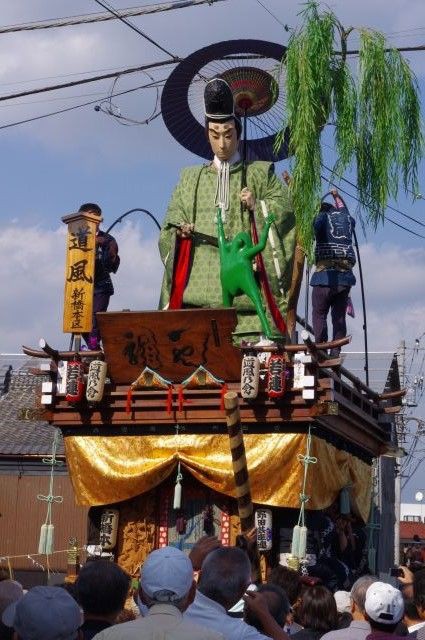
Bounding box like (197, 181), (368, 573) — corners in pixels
(2, 536), (425, 640)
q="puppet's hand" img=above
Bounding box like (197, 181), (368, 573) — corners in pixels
(240, 187), (256, 211)
(265, 213), (276, 227)
(177, 223), (194, 238)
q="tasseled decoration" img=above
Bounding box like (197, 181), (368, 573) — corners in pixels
(85, 360), (107, 404)
(37, 432), (63, 557)
(128, 368), (174, 415)
(38, 523), (54, 555)
(291, 524), (308, 558)
(240, 353), (260, 399)
(126, 387), (133, 415)
(220, 383), (228, 410)
(178, 385), (184, 412)
(291, 427), (317, 559)
(166, 386), (173, 415)
(180, 365), (225, 409)
(66, 360), (85, 404)
(173, 461), (183, 509)
(267, 354), (286, 399)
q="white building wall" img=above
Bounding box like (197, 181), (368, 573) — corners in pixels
(401, 503), (425, 521)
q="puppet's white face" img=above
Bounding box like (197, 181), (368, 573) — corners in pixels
(208, 121), (238, 161)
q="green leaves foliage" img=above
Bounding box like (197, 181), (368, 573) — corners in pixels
(276, 1), (423, 254)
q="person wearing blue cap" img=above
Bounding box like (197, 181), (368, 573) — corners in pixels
(93, 545), (223, 640)
(2, 585), (82, 640)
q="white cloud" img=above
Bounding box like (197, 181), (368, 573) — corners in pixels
(0, 221), (162, 352)
(1, 223), (424, 357)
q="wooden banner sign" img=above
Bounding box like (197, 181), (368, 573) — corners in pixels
(97, 308), (242, 383)
(62, 212), (99, 334)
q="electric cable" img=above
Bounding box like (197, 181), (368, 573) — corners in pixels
(0, 0), (229, 34)
(322, 181), (425, 240)
(92, 0), (178, 60)
(321, 172), (425, 240)
(339, 44), (425, 56)
(0, 77), (166, 131)
(321, 163), (425, 229)
(254, 0), (289, 29)
(0, 58), (179, 104)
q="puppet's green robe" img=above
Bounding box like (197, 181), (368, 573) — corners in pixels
(159, 160), (296, 339)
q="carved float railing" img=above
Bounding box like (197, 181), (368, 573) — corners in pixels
(22, 309), (402, 458)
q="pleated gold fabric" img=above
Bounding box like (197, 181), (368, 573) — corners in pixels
(64, 433), (372, 521)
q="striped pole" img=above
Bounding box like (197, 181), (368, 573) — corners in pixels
(224, 391), (255, 533)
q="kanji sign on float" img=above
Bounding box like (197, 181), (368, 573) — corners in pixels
(62, 211), (99, 334)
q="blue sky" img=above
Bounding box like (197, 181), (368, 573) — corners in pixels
(0, 0), (424, 499)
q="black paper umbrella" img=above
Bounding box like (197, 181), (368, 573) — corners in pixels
(161, 39), (289, 162)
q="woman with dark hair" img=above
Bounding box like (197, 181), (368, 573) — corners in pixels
(292, 586), (338, 640)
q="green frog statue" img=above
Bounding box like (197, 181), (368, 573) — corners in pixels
(216, 207), (276, 339)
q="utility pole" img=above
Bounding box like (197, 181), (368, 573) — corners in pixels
(394, 339), (406, 564)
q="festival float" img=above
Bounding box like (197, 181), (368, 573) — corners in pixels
(22, 26), (415, 583)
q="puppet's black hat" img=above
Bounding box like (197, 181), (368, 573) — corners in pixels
(204, 78), (235, 121)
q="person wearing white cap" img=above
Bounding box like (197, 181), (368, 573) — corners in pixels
(1, 585), (82, 640)
(321, 575), (377, 640)
(92, 546), (223, 640)
(363, 581), (405, 640)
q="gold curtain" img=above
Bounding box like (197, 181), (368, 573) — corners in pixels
(64, 433), (372, 521)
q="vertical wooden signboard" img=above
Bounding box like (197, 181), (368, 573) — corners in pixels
(62, 211), (99, 335)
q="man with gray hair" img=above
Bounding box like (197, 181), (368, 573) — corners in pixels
(185, 547), (288, 640)
(93, 546), (223, 640)
(320, 575), (377, 640)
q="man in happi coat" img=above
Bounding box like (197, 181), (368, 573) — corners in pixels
(159, 78), (296, 341)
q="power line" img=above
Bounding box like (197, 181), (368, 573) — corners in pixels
(0, 0), (228, 35)
(0, 58), (178, 104)
(254, 0), (289, 29)
(321, 163), (425, 230)
(0, 65), (135, 88)
(0, 91), (106, 108)
(92, 0), (177, 60)
(0, 78), (166, 131)
(338, 44), (425, 56)
(321, 171), (425, 240)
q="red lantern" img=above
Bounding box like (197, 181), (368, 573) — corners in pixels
(267, 354), (286, 399)
(66, 360), (85, 404)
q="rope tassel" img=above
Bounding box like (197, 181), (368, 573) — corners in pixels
(38, 523), (54, 555)
(37, 431), (63, 558)
(290, 428), (317, 560)
(173, 462), (183, 510)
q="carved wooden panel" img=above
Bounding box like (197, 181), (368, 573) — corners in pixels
(97, 309), (242, 383)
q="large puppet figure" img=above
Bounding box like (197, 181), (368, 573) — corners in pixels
(159, 78), (296, 341)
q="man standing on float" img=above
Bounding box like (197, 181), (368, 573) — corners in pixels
(159, 78), (295, 341)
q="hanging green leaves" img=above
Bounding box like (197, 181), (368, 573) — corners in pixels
(276, 1), (423, 254)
